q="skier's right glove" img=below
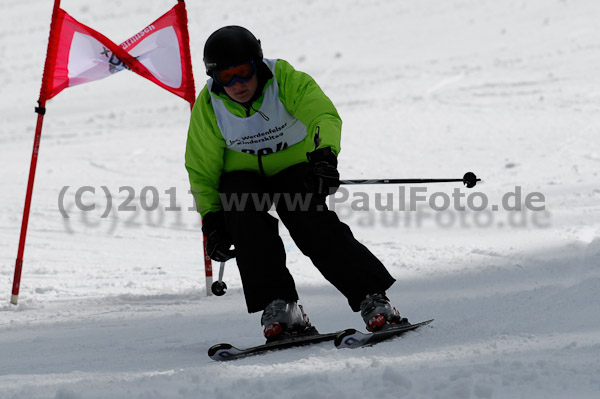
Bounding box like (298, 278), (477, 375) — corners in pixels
(201, 211), (236, 262)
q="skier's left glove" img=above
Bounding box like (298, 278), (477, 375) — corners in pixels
(305, 147), (341, 197)
(201, 211), (236, 262)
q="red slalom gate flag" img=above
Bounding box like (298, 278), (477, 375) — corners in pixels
(39, 1), (195, 104)
(10, 1), (206, 306)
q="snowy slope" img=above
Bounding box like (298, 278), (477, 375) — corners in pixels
(1, 0), (600, 398)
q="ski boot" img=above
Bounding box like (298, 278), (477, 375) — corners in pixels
(261, 299), (316, 342)
(360, 293), (408, 332)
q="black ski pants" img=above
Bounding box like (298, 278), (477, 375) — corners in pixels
(219, 162), (395, 313)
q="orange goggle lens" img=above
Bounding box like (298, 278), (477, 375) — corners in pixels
(213, 62), (256, 87)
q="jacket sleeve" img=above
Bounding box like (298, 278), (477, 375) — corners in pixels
(185, 87), (226, 217)
(275, 59), (342, 156)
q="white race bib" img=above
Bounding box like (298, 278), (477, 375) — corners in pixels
(208, 59), (307, 155)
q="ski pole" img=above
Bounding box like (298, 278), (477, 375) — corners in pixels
(211, 261), (227, 296)
(340, 172), (481, 188)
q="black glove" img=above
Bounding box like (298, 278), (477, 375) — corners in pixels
(201, 211), (236, 262)
(305, 147), (341, 197)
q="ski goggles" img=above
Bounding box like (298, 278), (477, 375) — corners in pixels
(212, 60), (257, 87)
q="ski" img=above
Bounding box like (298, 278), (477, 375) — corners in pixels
(208, 329), (341, 361)
(334, 319), (434, 349)
(208, 319), (434, 360)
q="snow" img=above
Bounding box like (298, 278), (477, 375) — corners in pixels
(1, 0), (600, 398)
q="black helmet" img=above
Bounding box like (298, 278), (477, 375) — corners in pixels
(203, 26), (263, 76)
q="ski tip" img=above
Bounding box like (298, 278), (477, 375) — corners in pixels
(334, 328), (358, 348)
(208, 343), (233, 357)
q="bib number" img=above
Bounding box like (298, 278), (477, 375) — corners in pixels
(241, 141), (289, 155)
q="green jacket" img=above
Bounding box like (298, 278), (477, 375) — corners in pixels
(185, 59), (342, 217)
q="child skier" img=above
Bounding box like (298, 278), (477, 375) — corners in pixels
(185, 26), (406, 340)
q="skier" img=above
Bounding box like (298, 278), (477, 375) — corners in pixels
(185, 26), (407, 340)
